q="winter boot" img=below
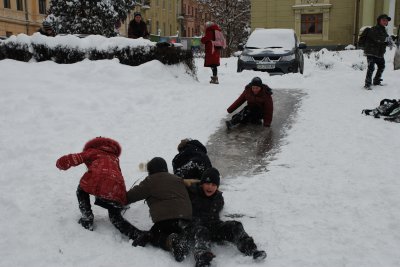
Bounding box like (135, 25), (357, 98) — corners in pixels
(78, 215), (94, 231)
(195, 251), (215, 267)
(373, 79), (383, 86)
(364, 84), (372, 90)
(237, 236), (257, 256)
(209, 76), (219, 84)
(225, 120), (233, 130)
(252, 250), (267, 261)
(166, 233), (189, 262)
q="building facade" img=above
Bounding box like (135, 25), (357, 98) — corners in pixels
(251, 0), (399, 47)
(0, 0), (48, 36)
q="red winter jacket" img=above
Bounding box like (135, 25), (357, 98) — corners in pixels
(201, 24), (221, 67)
(57, 137), (127, 205)
(227, 84), (274, 127)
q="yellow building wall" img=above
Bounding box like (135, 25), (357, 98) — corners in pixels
(251, 0), (399, 47)
(0, 1), (47, 36)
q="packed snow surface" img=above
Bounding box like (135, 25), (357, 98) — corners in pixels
(0, 47), (399, 267)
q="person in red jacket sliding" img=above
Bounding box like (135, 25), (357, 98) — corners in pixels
(226, 77), (274, 129)
(56, 137), (147, 246)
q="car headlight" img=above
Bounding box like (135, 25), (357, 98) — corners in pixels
(280, 54), (295, 61)
(239, 55), (254, 62)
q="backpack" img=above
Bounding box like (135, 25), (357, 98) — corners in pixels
(358, 27), (371, 48)
(213, 30), (226, 49)
(362, 99), (400, 119)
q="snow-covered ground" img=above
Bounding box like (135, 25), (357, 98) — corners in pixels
(0, 47), (399, 267)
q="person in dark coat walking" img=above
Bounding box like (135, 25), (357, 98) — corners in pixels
(363, 14), (393, 89)
(56, 137), (145, 245)
(126, 157), (193, 261)
(185, 168), (267, 266)
(128, 12), (149, 39)
(38, 21), (55, 37)
(201, 22), (222, 84)
(226, 77), (273, 129)
(172, 139), (212, 180)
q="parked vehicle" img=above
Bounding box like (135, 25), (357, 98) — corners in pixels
(237, 28), (306, 74)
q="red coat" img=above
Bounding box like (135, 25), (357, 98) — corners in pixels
(201, 24), (221, 67)
(227, 85), (274, 127)
(57, 137), (127, 205)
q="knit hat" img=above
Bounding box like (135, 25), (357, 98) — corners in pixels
(42, 21), (53, 31)
(177, 138), (191, 152)
(147, 157), (168, 175)
(250, 76), (263, 87)
(377, 14), (391, 23)
(134, 12), (142, 18)
(200, 167), (220, 186)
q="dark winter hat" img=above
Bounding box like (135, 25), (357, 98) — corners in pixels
(377, 14), (391, 23)
(134, 11), (142, 17)
(177, 138), (191, 152)
(42, 21), (53, 31)
(147, 157), (168, 175)
(250, 77), (263, 87)
(200, 167), (220, 186)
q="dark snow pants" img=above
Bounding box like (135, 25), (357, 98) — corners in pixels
(149, 218), (191, 250)
(231, 106), (263, 126)
(76, 186), (141, 239)
(365, 55), (385, 86)
(191, 220), (258, 256)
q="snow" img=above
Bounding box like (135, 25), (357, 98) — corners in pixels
(1, 46), (400, 267)
(246, 29), (296, 50)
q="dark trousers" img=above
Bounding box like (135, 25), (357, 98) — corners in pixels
(231, 106), (263, 126)
(76, 186), (141, 239)
(365, 56), (385, 86)
(210, 65), (218, 76)
(191, 220), (258, 256)
(149, 218), (190, 250)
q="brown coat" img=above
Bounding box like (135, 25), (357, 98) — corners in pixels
(227, 84), (274, 127)
(126, 172), (192, 223)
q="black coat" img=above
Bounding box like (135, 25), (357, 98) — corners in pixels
(128, 20), (149, 39)
(364, 24), (389, 58)
(187, 183), (224, 228)
(172, 140), (212, 179)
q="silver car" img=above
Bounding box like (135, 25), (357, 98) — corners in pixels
(237, 28), (306, 74)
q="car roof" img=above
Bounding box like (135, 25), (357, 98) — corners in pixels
(247, 28), (296, 50)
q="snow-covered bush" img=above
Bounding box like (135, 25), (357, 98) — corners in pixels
(0, 33), (196, 75)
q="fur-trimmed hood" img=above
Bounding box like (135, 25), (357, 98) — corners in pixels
(83, 137), (121, 157)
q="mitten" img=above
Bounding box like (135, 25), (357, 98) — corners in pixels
(56, 154), (83, 170)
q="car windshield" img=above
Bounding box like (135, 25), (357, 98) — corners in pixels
(245, 29), (296, 50)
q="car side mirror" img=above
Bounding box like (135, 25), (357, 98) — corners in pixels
(298, 42), (307, 49)
(238, 43), (244, 51)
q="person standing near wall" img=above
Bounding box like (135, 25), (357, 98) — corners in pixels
(128, 12), (149, 39)
(363, 14), (394, 89)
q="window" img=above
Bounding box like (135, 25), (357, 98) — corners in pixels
(301, 14), (323, 34)
(39, 0), (47, 14)
(16, 0), (23, 10)
(4, 0), (11, 8)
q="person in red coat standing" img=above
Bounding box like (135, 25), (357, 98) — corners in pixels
(56, 137), (147, 245)
(201, 22), (222, 84)
(226, 77), (274, 129)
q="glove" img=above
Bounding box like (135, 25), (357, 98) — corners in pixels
(56, 155), (72, 170)
(56, 154), (84, 170)
(132, 231), (152, 247)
